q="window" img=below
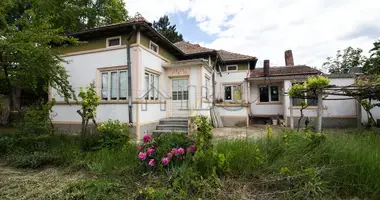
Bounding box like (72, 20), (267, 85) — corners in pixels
(224, 85), (242, 101)
(101, 70), (128, 100)
(149, 41), (159, 53)
(145, 72), (160, 100)
(106, 36), (121, 47)
(291, 83), (318, 106)
(259, 85), (280, 102)
(226, 65), (238, 72)
(205, 77), (210, 99)
(172, 79), (188, 100)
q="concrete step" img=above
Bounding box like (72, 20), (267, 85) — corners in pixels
(159, 118), (188, 125)
(152, 130), (188, 137)
(156, 124), (188, 131)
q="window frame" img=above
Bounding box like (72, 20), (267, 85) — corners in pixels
(223, 84), (242, 101)
(226, 65), (238, 72)
(172, 78), (189, 101)
(149, 41), (159, 53)
(106, 36), (121, 48)
(101, 69), (128, 101)
(145, 71), (160, 100)
(258, 85), (280, 103)
(205, 77), (210, 100)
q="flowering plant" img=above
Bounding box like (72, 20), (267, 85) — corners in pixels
(137, 133), (197, 170)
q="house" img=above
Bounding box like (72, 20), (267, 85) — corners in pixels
(246, 50), (380, 128)
(51, 17), (257, 138)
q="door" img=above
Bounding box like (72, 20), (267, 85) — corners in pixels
(171, 78), (189, 117)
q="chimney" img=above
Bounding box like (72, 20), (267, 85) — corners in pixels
(263, 59), (270, 77)
(285, 50), (294, 66)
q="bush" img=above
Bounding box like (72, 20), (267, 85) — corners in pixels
(15, 100), (55, 135)
(97, 119), (130, 150)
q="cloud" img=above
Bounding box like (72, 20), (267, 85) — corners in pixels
(125, 0), (380, 68)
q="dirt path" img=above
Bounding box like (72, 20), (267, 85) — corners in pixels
(0, 164), (88, 200)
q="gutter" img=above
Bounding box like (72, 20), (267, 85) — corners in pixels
(126, 25), (137, 124)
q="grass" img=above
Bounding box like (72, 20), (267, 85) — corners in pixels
(1, 128), (380, 199)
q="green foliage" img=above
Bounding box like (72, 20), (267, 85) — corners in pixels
(97, 119), (130, 150)
(323, 46), (367, 74)
(153, 15), (184, 43)
(78, 82), (100, 133)
(305, 75), (330, 89)
(363, 40), (380, 75)
(288, 83), (305, 97)
(15, 99), (55, 135)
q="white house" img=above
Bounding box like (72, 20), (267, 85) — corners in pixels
(246, 50), (380, 128)
(51, 18), (379, 138)
(51, 17), (257, 138)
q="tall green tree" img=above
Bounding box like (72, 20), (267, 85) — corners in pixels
(363, 40), (380, 75)
(323, 47), (367, 74)
(0, 1), (79, 124)
(3, 0), (129, 33)
(153, 15), (183, 43)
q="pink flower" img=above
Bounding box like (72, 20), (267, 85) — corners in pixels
(176, 148), (185, 155)
(147, 147), (155, 156)
(171, 148), (177, 156)
(166, 152), (173, 158)
(138, 145), (142, 151)
(148, 159), (155, 167)
(187, 145), (197, 153)
(138, 152), (147, 160)
(161, 157), (170, 166)
(143, 134), (151, 143)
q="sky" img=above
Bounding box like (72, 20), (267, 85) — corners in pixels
(125, 0), (380, 68)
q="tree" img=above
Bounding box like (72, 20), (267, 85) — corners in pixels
(77, 82), (99, 134)
(323, 47), (367, 74)
(153, 15), (183, 43)
(3, 0), (129, 33)
(363, 40), (380, 75)
(0, 3), (79, 124)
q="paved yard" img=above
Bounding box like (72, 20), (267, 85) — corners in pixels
(213, 125), (285, 140)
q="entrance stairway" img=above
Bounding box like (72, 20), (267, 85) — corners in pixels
(152, 117), (188, 136)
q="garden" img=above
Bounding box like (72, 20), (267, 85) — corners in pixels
(1, 115), (380, 200)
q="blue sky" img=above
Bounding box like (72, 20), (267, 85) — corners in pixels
(168, 12), (215, 44)
(126, 0), (380, 68)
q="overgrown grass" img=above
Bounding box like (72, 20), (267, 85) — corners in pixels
(216, 129), (380, 199)
(1, 128), (380, 199)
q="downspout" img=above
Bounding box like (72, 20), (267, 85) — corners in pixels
(127, 26), (137, 124)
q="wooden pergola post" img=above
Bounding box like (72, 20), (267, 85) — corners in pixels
(316, 90), (323, 132)
(289, 96), (294, 129)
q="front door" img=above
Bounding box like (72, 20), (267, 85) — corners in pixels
(171, 78), (189, 117)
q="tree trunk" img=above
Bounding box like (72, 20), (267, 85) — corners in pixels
(356, 98), (362, 128)
(0, 96), (10, 125)
(297, 108), (304, 132)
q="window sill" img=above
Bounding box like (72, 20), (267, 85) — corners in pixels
(289, 106), (328, 110)
(256, 102), (282, 105)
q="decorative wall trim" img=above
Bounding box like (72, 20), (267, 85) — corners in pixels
(98, 65), (128, 71)
(54, 100), (166, 105)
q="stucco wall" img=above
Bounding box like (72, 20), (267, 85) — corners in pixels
(216, 106), (248, 127)
(215, 71), (248, 100)
(52, 48), (136, 124)
(250, 81), (284, 116)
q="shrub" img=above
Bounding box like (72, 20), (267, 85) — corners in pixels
(97, 119), (130, 150)
(137, 133), (196, 171)
(15, 100), (55, 135)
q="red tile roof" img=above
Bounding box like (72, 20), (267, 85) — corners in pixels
(174, 41), (215, 54)
(249, 65), (321, 78)
(174, 42), (256, 62)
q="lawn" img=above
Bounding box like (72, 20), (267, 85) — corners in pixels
(0, 125), (379, 200)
